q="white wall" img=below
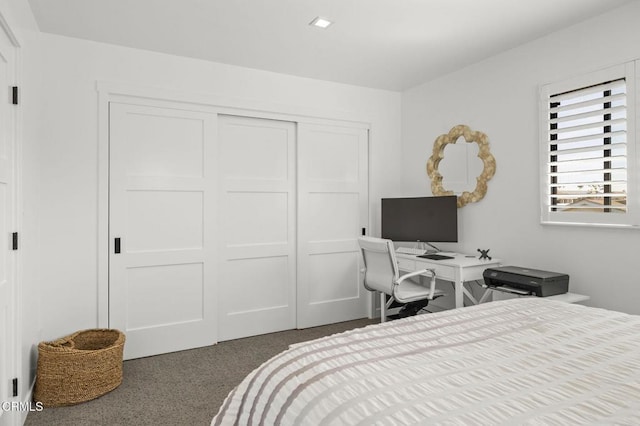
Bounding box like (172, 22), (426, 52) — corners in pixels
(402, 2), (640, 314)
(20, 31), (403, 342)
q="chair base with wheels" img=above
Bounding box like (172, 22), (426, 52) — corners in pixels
(398, 299), (430, 318)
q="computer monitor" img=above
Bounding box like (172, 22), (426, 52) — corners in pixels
(381, 196), (458, 243)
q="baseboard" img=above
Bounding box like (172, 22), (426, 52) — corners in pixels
(18, 378), (36, 425)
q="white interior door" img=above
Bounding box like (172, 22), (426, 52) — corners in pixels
(297, 123), (369, 328)
(218, 115), (296, 341)
(109, 102), (217, 359)
(0, 26), (16, 426)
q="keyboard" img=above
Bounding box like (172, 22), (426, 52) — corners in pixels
(396, 247), (425, 255)
(417, 253), (455, 260)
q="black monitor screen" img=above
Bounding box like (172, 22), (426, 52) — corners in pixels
(381, 196), (458, 242)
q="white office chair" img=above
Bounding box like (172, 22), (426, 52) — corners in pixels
(358, 236), (445, 322)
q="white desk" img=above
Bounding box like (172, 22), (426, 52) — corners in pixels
(396, 252), (501, 309)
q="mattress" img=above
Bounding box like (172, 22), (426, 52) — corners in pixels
(212, 298), (640, 425)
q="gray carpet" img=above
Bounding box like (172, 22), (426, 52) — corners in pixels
(24, 318), (376, 426)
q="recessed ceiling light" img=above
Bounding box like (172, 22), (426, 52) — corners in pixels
(309, 16), (333, 29)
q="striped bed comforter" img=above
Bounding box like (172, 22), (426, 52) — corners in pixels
(212, 298), (640, 425)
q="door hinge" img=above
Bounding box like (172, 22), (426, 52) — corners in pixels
(12, 232), (18, 250)
(12, 378), (18, 397)
(12, 86), (18, 105)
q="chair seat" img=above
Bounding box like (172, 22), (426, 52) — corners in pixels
(395, 280), (445, 303)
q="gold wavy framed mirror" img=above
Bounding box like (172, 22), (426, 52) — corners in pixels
(426, 125), (496, 208)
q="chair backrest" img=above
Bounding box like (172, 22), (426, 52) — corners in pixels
(358, 236), (400, 295)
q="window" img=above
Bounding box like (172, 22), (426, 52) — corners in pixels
(539, 62), (639, 227)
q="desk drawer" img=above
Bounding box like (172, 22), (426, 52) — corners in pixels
(397, 258), (416, 271)
(415, 261), (455, 281)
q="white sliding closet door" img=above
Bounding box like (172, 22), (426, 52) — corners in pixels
(109, 103), (217, 359)
(297, 123), (369, 328)
(218, 115), (296, 341)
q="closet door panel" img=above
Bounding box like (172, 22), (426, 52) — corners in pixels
(218, 115), (296, 341)
(297, 123), (369, 328)
(109, 103), (217, 360)
(307, 252), (361, 302)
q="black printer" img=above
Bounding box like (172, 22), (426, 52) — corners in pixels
(483, 266), (569, 297)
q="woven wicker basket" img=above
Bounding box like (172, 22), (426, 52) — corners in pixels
(34, 329), (125, 407)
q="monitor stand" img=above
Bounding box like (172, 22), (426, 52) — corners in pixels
(417, 241), (441, 254)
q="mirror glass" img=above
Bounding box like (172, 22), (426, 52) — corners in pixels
(439, 139), (482, 194)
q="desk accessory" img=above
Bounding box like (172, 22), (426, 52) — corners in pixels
(477, 248), (491, 260)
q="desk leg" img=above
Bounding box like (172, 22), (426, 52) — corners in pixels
(380, 292), (387, 323)
(478, 287), (493, 304)
(455, 280), (464, 309)
(462, 286), (479, 306)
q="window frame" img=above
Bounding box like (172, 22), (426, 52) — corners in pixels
(539, 61), (640, 228)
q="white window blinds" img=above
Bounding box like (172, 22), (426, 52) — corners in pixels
(548, 78), (627, 213)
(540, 62), (638, 227)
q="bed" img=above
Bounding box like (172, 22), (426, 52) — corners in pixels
(212, 298), (640, 425)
